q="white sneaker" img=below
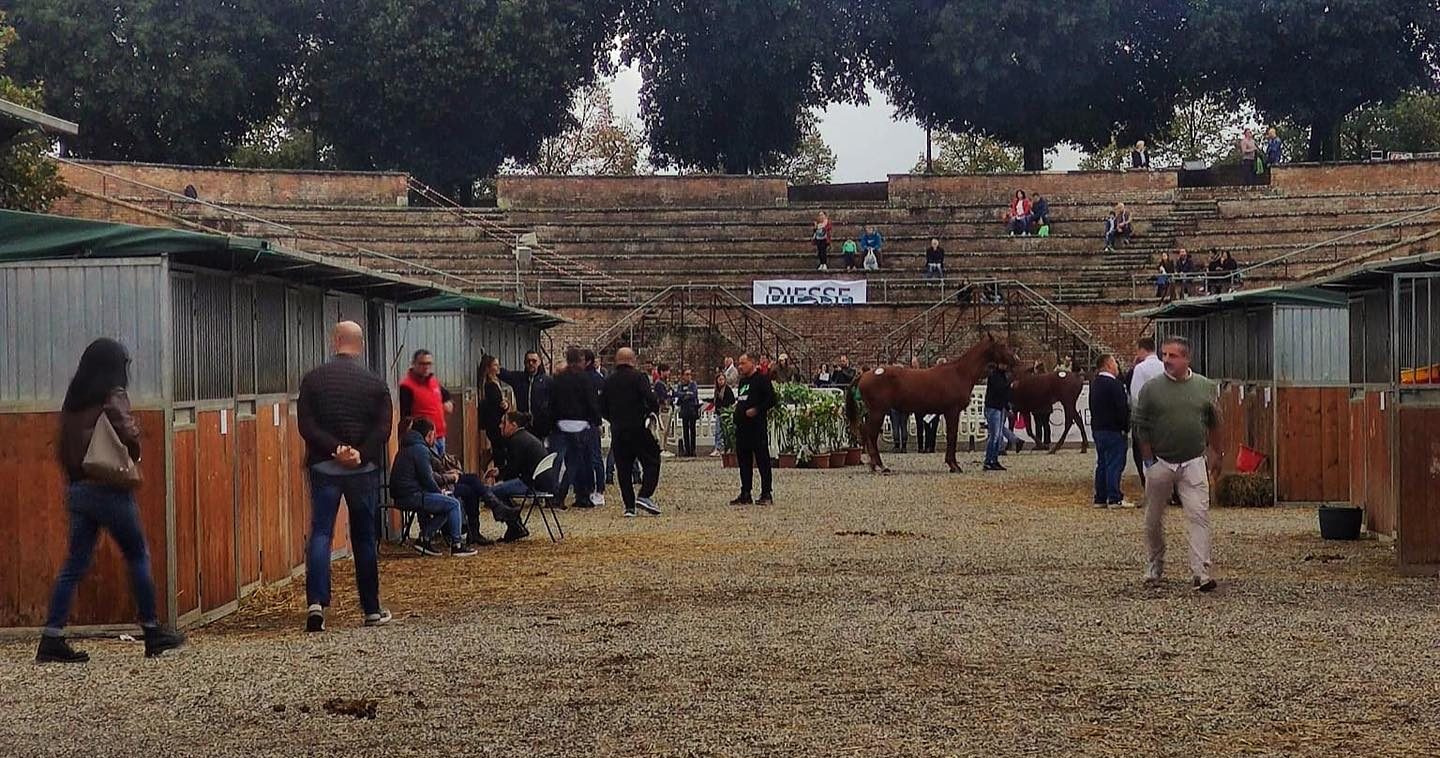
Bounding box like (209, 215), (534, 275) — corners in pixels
(817, 264), (828, 271)
(1143, 561), (1163, 584)
(590, 492), (606, 507)
(660, 450), (675, 458)
(1110, 499), (1137, 509)
(709, 449), (721, 457)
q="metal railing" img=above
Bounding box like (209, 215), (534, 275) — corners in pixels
(56, 158), (481, 290)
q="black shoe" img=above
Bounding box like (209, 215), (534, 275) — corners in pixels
(550, 498), (569, 511)
(466, 533), (495, 547)
(502, 523), (529, 543)
(998, 449), (1008, 456)
(413, 538), (442, 557)
(756, 495), (774, 506)
(35, 635), (89, 664)
(984, 462), (1006, 471)
(143, 625), (186, 658)
(635, 496), (661, 515)
(1016, 441), (1026, 453)
(1193, 577), (1218, 593)
(306, 605), (325, 633)
(451, 542), (479, 557)
(729, 495), (753, 506)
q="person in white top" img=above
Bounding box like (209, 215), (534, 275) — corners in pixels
(1129, 336), (1166, 483)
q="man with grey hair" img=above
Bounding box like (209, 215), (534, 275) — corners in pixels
(1131, 336), (1223, 592)
(601, 347), (662, 517)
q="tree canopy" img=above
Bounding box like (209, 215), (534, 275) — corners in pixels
(0, 13), (62, 211)
(913, 131), (1024, 174)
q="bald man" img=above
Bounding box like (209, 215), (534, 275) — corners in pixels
(297, 321), (394, 632)
(601, 347), (662, 516)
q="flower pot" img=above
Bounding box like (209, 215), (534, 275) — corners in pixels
(1318, 505), (1363, 540)
(845, 448), (863, 466)
(830, 450), (849, 468)
(778, 453), (797, 468)
(812, 452), (832, 468)
(722, 452), (738, 468)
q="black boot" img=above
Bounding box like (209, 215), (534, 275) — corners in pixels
(1015, 440), (1026, 454)
(143, 625), (186, 658)
(36, 635), (89, 664)
(501, 519), (530, 543)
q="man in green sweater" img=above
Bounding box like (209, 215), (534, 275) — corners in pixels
(1131, 336), (1223, 592)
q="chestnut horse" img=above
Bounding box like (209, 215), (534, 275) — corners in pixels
(1011, 367), (1089, 453)
(845, 334), (1017, 473)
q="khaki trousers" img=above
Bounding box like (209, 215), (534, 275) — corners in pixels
(1144, 455), (1213, 580)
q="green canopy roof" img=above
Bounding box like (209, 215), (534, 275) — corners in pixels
(401, 293), (568, 329)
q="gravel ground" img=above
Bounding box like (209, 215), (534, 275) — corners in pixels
(3, 450), (1439, 758)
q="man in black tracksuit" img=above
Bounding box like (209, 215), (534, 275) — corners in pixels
(731, 352), (777, 505)
(600, 347), (662, 517)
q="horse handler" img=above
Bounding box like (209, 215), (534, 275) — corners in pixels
(730, 353), (776, 506)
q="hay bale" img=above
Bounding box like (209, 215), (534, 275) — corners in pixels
(1217, 473), (1275, 507)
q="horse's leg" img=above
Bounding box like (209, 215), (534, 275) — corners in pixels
(864, 414), (888, 473)
(1050, 404), (1072, 454)
(1070, 399), (1089, 454)
(944, 409), (962, 473)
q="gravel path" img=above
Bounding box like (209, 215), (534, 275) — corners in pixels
(2, 451), (1438, 757)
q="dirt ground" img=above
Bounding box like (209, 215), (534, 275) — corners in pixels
(2, 450), (1438, 758)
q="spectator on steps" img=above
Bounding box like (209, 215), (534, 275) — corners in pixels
(1156, 252), (1176, 302)
(1031, 195), (1050, 234)
(1205, 251), (1226, 295)
(1175, 249), (1196, 299)
(1007, 190), (1033, 236)
(1222, 251), (1241, 291)
(812, 212), (832, 271)
(1240, 128), (1259, 183)
(1115, 202), (1134, 241)
(1104, 210), (1119, 252)
(1131, 140), (1151, 170)
(860, 225), (884, 270)
(1265, 127), (1283, 168)
(925, 238), (945, 279)
(841, 238), (859, 271)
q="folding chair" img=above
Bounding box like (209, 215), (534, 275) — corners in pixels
(513, 452), (564, 543)
(381, 487), (421, 545)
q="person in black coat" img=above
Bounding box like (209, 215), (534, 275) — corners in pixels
(478, 354), (509, 471)
(1089, 354), (1132, 508)
(675, 367), (702, 456)
(550, 347), (602, 507)
(499, 350), (553, 438)
(601, 347), (663, 516)
(731, 352), (777, 505)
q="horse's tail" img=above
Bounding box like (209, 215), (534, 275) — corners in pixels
(844, 374), (863, 437)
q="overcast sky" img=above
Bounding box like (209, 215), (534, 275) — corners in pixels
(607, 64), (1081, 181)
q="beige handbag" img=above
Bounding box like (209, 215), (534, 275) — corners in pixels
(83, 413), (142, 489)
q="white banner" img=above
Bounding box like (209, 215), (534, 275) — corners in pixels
(752, 279), (867, 306)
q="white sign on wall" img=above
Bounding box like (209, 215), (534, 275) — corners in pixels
(752, 279), (867, 306)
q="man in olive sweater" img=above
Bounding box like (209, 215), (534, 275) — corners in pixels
(1131, 336), (1222, 592)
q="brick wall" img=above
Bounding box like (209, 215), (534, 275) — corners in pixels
(1271, 158), (1440, 195)
(888, 170), (1178, 207)
(58, 160), (411, 206)
(497, 175), (790, 209)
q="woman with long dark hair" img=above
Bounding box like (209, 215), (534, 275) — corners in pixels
(39, 339), (185, 663)
(478, 354), (509, 470)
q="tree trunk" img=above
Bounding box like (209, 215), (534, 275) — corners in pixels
(1022, 141), (1045, 172)
(1307, 116), (1341, 162)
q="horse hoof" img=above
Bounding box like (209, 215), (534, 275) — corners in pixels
(1047, 448), (1059, 455)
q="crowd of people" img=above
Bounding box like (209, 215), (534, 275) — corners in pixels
(1155, 248), (1241, 302)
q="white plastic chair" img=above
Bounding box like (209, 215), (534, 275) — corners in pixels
(516, 452), (563, 542)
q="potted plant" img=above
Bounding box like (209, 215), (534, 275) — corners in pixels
(775, 403), (799, 468)
(717, 412), (738, 468)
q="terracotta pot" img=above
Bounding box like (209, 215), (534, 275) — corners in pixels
(722, 452), (738, 468)
(812, 453), (832, 469)
(778, 454), (797, 468)
(845, 448), (863, 466)
(830, 450), (849, 468)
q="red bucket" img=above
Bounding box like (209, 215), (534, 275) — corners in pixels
(1236, 444), (1266, 474)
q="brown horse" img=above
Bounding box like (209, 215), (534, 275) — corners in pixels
(845, 334), (1017, 473)
(1011, 367), (1089, 453)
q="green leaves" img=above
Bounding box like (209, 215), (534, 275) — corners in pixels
(0, 13), (63, 211)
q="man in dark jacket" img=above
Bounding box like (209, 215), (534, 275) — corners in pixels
(389, 418), (474, 556)
(830, 355), (856, 387)
(731, 352), (777, 505)
(1089, 354), (1132, 508)
(475, 412), (554, 542)
(500, 351), (553, 438)
(296, 321), (394, 632)
(584, 349), (608, 506)
(550, 346), (602, 508)
(601, 347), (663, 517)
(983, 363), (1012, 471)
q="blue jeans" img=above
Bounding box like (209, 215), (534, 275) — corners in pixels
(44, 483), (159, 635)
(984, 408), (1007, 465)
(550, 429), (594, 503)
(306, 468), (382, 615)
(416, 492), (463, 543)
(589, 426), (605, 494)
(434, 437), (447, 457)
(1094, 431), (1127, 504)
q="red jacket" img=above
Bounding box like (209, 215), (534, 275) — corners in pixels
(399, 372), (448, 439)
(1012, 197), (1032, 218)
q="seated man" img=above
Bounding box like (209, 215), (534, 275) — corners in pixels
(424, 437), (495, 547)
(481, 411), (560, 542)
(390, 418), (476, 557)
(1030, 195), (1050, 233)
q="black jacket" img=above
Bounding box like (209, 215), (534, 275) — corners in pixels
(926, 245), (945, 266)
(389, 431), (440, 504)
(675, 380), (702, 418)
(984, 367), (1011, 410)
(479, 380), (505, 433)
(714, 385), (736, 410)
(500, 368), (552, 437)
(1088, 373), (1130, 434)
(734, 370), (776, 431)
(297, 354), (394, 468)
(1131, 149), (1150, 168)
(501, 428), (557, 492)
(551, 367), (602, 425)
(830, 366), (856, 386)
(601, 364), (659, 432)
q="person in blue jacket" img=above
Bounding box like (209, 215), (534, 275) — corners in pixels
(390, 418), (475, 557)
(860, 225), (884, 270)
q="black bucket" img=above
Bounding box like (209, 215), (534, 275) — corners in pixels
(1318, 506), (1363, 540)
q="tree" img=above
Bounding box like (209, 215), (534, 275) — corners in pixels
(1192, 0), (1440, 161)
(764, 118), (836, 185)
(619, 0), (866, 174)
(1341, 92), (1440, 160)
(1082, 94), (1250, 168)
(870, 0), (1188, 171)
(3, 0), (307, 164)
(0, 14), (61, 211)
(509, 83), (644, 176)
(304, 0), (621, 201)
(912, 131), (1023, 174)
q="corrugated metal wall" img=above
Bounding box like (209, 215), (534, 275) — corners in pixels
(1274, 305), (1349, 385)
(1350, 289), (1392, 384)
(0, 260), (167, 405)
(398, 312), (469, 389)
(1155, 317), (1209, 376)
